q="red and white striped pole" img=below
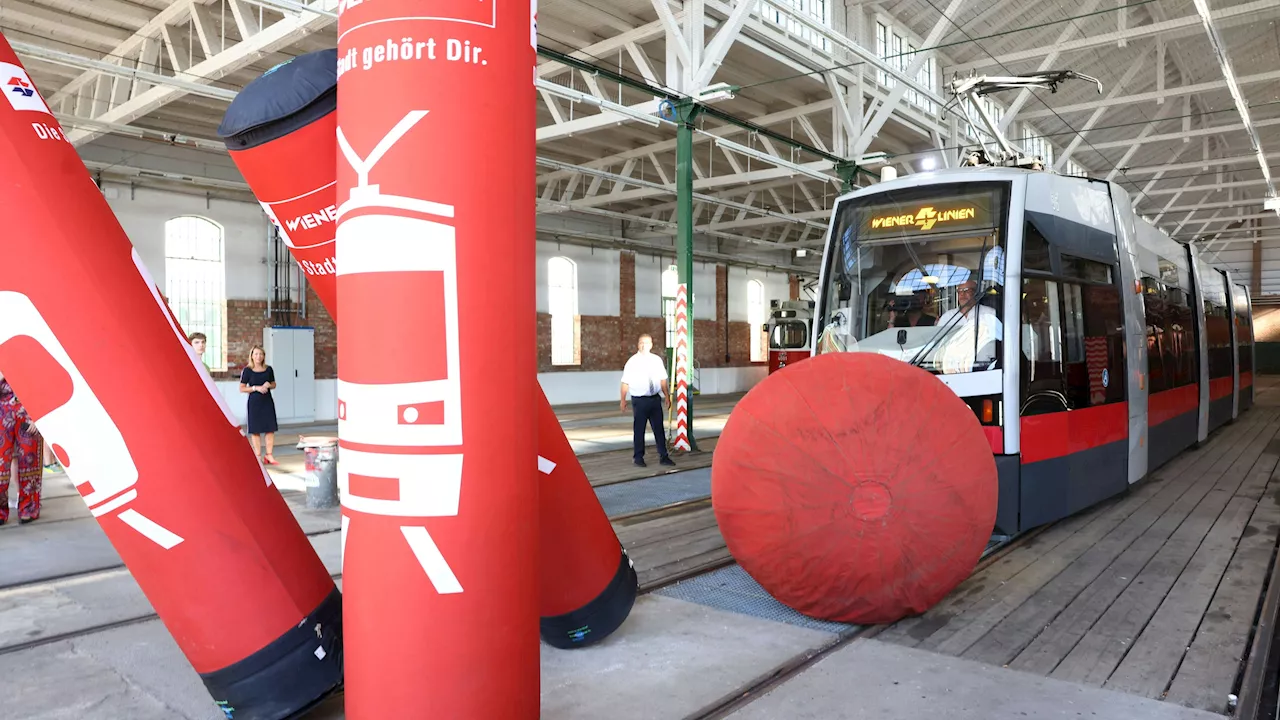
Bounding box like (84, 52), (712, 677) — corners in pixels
(0, 32), (341, 719)
(674, 284), (693, 451)
(335, 2), (539, 716)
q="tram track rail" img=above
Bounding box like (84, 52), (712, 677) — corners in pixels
(0, 493), (722, 658)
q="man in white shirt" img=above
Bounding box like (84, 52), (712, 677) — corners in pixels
(620, 334), (675, 468)
(935, 280), (1003, 374)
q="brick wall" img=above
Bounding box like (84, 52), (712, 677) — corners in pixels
(219, 286), (337, 380)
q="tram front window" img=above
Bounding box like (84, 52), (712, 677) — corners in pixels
(770, 321), (809, 350)
(815, 182), (1009, 374)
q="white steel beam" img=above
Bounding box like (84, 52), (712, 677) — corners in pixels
(1053, 45), (1149, 171)
(1090, 117), (1280, 152)
(1143, 178), (1263, 197)
(1130, 142), (1188, 206)
(538, 20), (671, 78)
(1186, 0), (1276, 200)
(48, 0), (217, 107)
(10, 41), (237, 102)
(946, 0), (1279, 73)
(694, 0), (758, 89)
(998, 0), (1106, 132)
(64, 0), (338, 147)
(650, 0), (694, 72)
(850, 0), (970, 158)
(1018, 69), (1280, 121)
(1124, 151), (1280, 176)
(1105, 100), (1180, 181)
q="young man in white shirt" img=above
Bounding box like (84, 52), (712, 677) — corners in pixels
(620, 334), (676, 468)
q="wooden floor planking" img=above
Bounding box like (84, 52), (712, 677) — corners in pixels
(908, 412), (1255, 658)
(1164, 463), (1280, 711)
(583, 436), (719, 487)
(611, 502), (730, 589)
(877, 381), (1280, 716)
(1046, 416), (1277, 688)
(877, 405), (1251, 649)
(1008, 418), (1264, 675)
(998, 410), (1278, 675)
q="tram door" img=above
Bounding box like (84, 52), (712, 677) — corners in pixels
(1016, 218), (1130, 529)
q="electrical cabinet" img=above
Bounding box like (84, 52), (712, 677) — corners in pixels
(262, 326), (315, 424)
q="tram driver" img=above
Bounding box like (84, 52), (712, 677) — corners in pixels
(936, 279), (1002, 374)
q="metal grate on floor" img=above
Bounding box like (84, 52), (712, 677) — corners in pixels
(596, 467), (712, 517)
(656, 564), (857, 635)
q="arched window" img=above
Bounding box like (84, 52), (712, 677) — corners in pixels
(748, 279), (766, 361)
(548, 257), (579, 365)
(165, 216), (226, 370)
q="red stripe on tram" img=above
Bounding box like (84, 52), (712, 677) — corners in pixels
(1210, 376), (1233, 401)
(1148, 384), (1198, 427)
(1020, 402), (1128, 465)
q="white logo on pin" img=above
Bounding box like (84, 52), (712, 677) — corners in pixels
(1, 64), (51, 114)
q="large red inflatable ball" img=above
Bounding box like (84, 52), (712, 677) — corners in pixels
(711, 352), (997, 625)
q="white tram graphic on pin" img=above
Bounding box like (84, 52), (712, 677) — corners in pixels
(0, 292), (183, 549)
(335, 111), (466, 594)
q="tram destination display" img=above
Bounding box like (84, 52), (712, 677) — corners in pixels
(853, 187), (1003, 240)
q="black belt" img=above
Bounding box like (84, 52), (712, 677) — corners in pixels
(632, 394), (659, 399)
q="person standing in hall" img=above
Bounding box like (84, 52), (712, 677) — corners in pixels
(620, 334), (676, 468)
(240, 345), (279, 465)
(0, 371), (43, 525)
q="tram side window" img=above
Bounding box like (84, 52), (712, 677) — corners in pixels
(1020, 277), (1125, 415)
(1205, 298), (1232, 379)
(1143, 278), (1168, 395)
(1142, 276), (1197, 393)
(1023, 224), (1052, 273)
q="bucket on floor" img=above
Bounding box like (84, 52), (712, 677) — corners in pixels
(298, 436), (339, 509)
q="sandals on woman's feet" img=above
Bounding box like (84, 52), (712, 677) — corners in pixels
(264, 455), (279, 466)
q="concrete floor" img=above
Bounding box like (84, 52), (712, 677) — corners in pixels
(4, 473), (1239, 719)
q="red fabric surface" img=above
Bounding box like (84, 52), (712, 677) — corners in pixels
(711, 352), (997, 624)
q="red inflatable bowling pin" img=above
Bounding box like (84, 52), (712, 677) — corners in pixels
(0, 33), (341, 720)
(219, 48), (637, 650)
(334, 1), (537, 715)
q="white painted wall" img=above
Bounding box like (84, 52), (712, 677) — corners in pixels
(102, 181), (270, 300)
(726, 265), (792, 321)
(536, 242), (620, 315)
(633, 254), (720, 320)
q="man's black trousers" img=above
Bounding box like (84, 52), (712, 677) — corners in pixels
(631, 394), (669, 463)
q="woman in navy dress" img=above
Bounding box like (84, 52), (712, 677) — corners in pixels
(239, 345), (279, 465)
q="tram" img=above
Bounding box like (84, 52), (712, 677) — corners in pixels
(813, 166), (1255, 536)
(766, 299), (815, 374)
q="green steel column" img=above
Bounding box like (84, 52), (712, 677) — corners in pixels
(836, 161), (859, 194)
(676, 101), (701, 452)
